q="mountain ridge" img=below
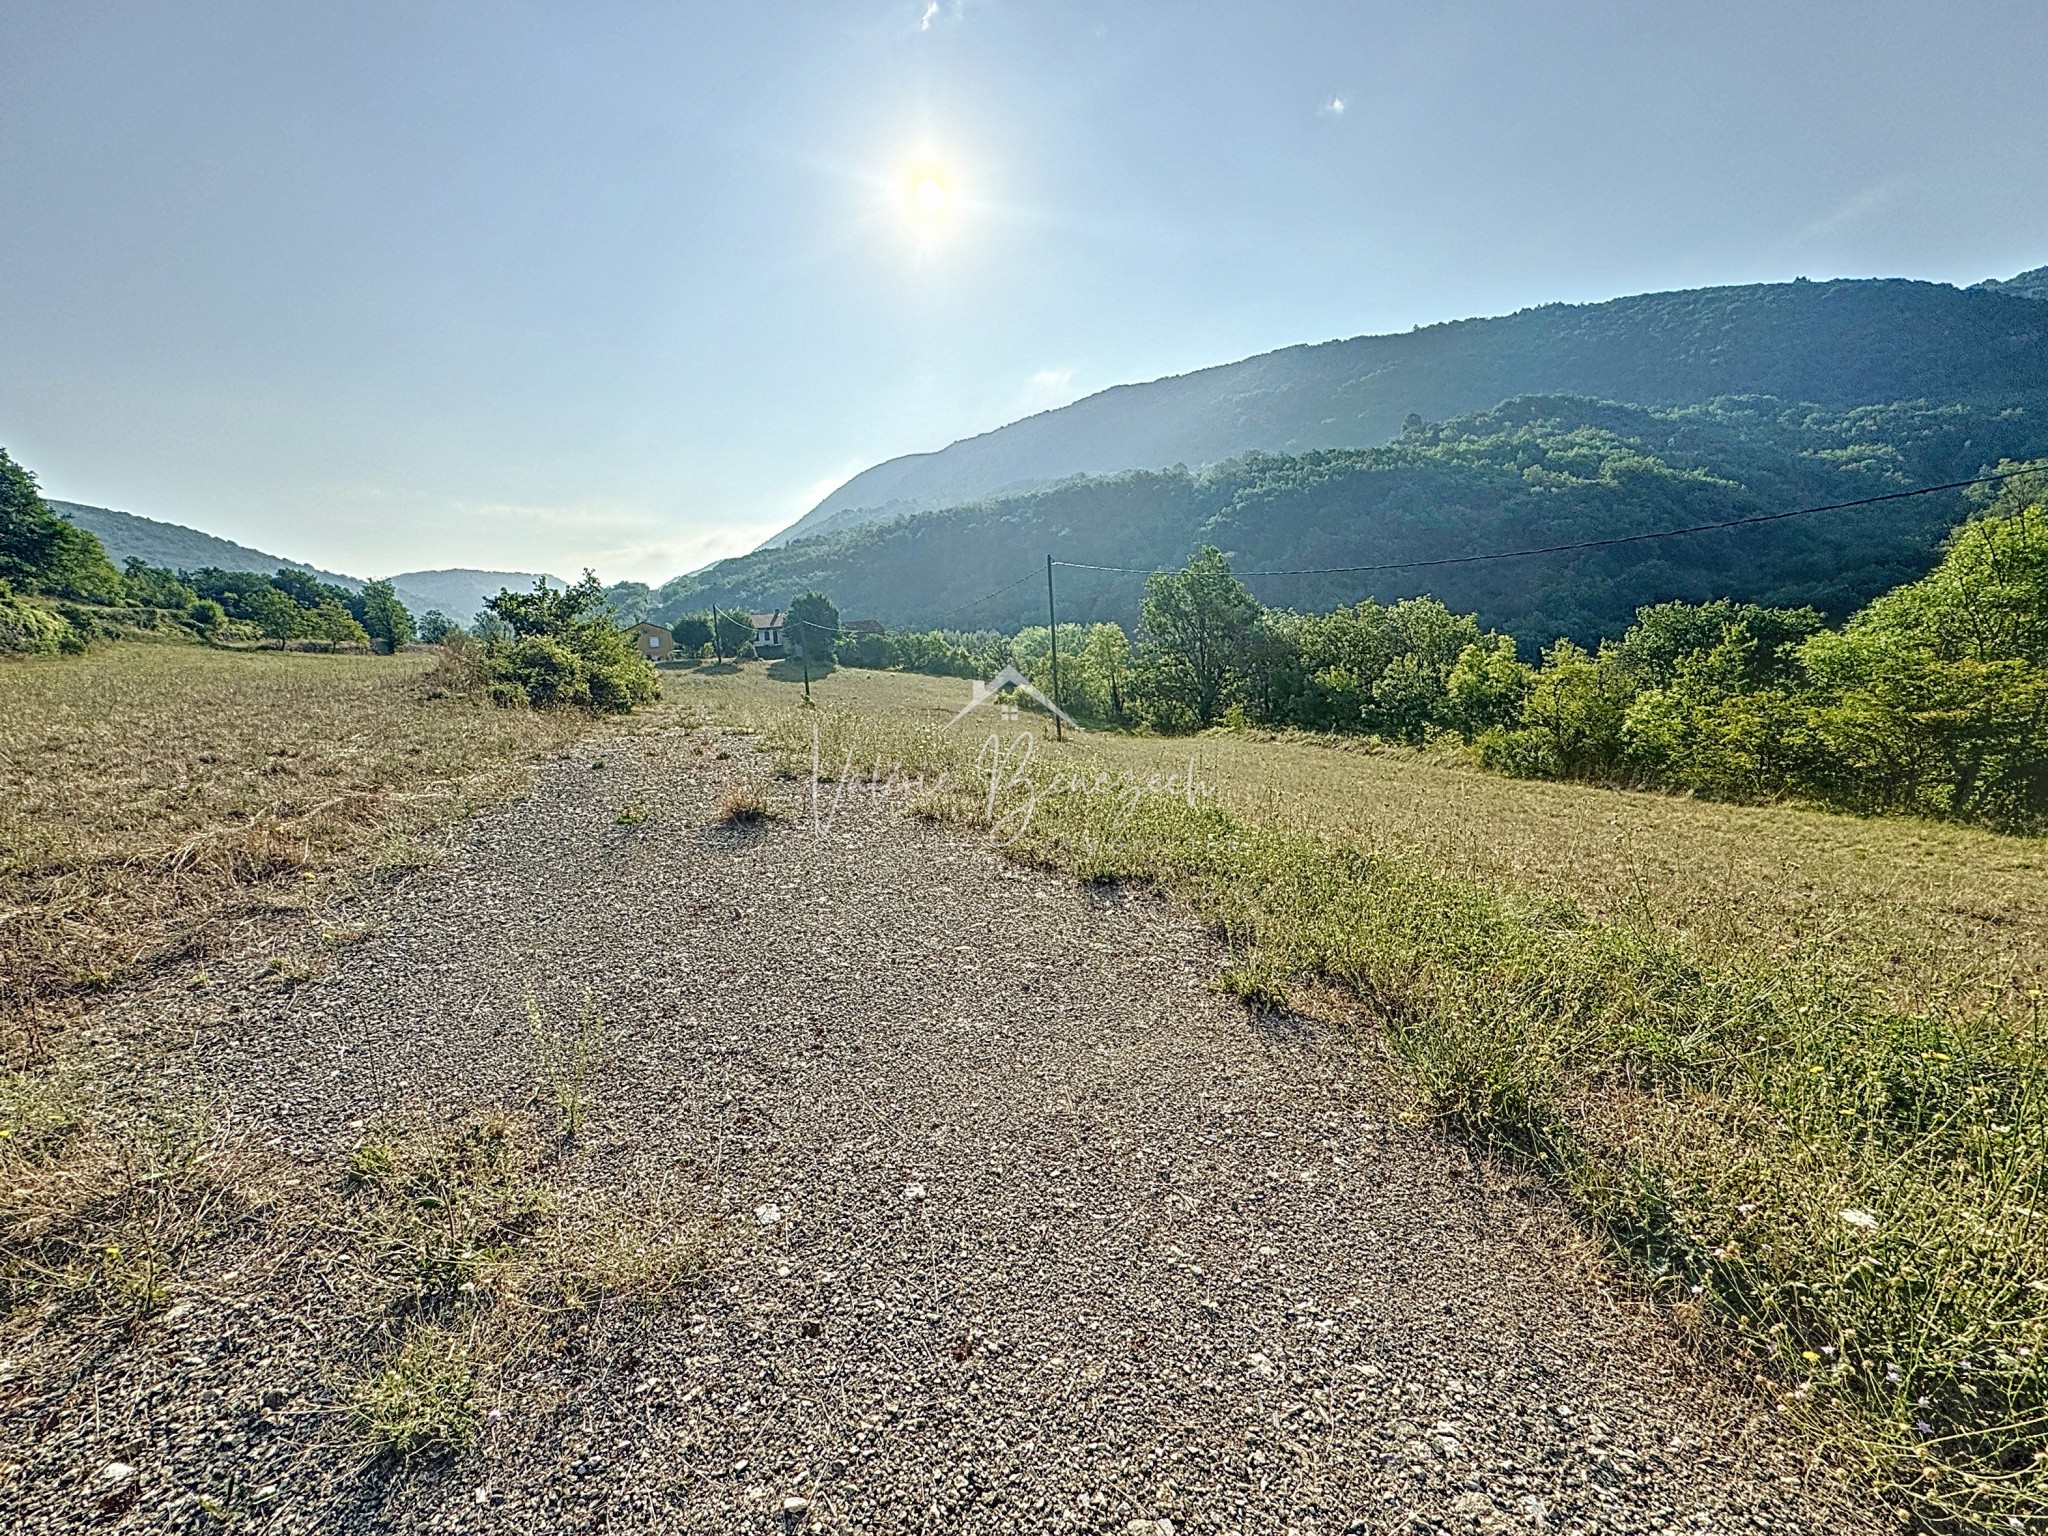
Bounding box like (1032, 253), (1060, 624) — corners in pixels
(671, 392), (2048, 648)
(51, 500), (559, 621)
(766, 273), (2048, 550)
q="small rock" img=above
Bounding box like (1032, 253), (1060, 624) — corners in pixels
(903, 1182), (927, 1201)
(755, 1203), (782, 1227)
(97, 1461), (137, 1487)
(782, 1495), (810, 1513)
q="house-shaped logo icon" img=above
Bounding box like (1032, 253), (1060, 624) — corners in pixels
(944, 665), (1084, 733)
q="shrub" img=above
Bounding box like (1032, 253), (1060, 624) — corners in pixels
(0, 584), (73, 655)
(1472, 725), (1561, 778)
(496, 635), (590, 708)
(475, 575), (657, 713)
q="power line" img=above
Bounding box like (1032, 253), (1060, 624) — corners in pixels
(1048, 467), (2042, 580)
(910, 569), (1044, 629)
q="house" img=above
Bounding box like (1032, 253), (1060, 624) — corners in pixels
(843, 618), (885, 636)
(623, 621), (679, 663)
(750, 611), (786, 657)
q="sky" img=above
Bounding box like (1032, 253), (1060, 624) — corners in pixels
(4, 1), (2046, 585)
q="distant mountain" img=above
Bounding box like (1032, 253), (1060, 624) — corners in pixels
(50, 499), (400, 596)
(764, 274), (2048, 549)
(385, 569), (566, 622)
(670, 393), (2048, 649)
(50, 500), (554, 619)
(1975, 265), (2048, 303)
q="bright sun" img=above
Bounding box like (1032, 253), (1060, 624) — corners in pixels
(901, 159), (956, 230)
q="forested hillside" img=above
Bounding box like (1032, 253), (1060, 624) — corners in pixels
(771, 275), (2048, 547)
(661, 394), (2048, 647)
(51, 500), (382, 599)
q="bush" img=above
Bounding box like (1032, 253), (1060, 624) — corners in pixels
(495, 635), (590, 708)
(468, 574), (658, 714)
(0, 584), (73, 654)
(1472, 725), (1561, 778)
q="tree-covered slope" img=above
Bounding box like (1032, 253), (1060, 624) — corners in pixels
(52, 501), (551, 620)
(670, 394), (2048, 648)
(51, 500), (376, 595)
(768, 276), (2048, 548)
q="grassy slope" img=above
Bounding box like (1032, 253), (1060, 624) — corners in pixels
(665, 661), (2048, 1531)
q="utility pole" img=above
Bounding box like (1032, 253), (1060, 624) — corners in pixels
(799, 620), (812, 704)
(1045, 554), (1063, 743)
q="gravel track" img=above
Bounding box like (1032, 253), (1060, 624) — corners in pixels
(2, 726), (1874, 1534)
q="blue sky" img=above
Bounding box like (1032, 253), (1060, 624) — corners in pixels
(4, 1), (2045, 583)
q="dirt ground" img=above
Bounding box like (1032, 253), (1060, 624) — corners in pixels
(1, 725), (1874, 1534)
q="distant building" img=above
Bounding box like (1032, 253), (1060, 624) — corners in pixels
(750, 611), (786, 657)
(843, 618), (885, 636)
(623, 621), (679, 663)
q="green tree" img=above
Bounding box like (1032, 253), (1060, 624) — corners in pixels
(244, 585), (304, 648)
(481, 570), (656, 713)
(1519, 640), (1638, 777)
(786, 591), (840, 664)
(1794, 476), (2048, 826)
(487, 573), (605, 637)
(358, 580), (416, 651)
(306, 599), (372, 651)
(1081, 622), (1133, 723)
(712, 609), (754, 659)
(417, 610), (455, 644)
(671, 614), (713, 652)
(1443, 636), (1533, 741)
(0, 448), (123, 601)
(1137, 546), (1262, 726)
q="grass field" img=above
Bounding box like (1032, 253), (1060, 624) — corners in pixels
(0, 644), (594, 1351)
(664, 660), (2048, 1532)
(0, 644), (586, 1060)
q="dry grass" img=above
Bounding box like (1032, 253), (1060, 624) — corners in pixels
(714, 783), (773, 824)
(345, 1109), (710, 1457)
(0, 645), (587, 1062)
(662, 662), (2048, 1029)
(1, 643), (591, 1344)
(0, 1067), (250, 1321)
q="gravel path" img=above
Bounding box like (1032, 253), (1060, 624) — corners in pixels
(3, 725), (1872, 1534)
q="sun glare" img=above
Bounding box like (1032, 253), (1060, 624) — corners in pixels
(900, 157), (958, 232)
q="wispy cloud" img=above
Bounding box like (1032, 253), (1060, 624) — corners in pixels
(1318, 96), (1346, 117)
(919, 1), (939, 29)
(1803, 176), (1911, 238)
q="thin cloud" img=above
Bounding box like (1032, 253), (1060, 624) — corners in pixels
(919, 2), (939, 29)
(1803, 177), (1910, 238)
(1318, 96), (1346, 117)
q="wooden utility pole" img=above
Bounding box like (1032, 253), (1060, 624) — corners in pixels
(1045, 555), (1063, 742)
